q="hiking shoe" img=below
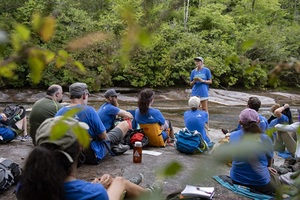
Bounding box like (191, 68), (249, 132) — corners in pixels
(221, 129), (229, 135)
(129, 173), (144, 185)
(292, 162), (300, 172)
(21, 135), (32, 142)
(147, 180), (163, 194)
(280, 157), (297, 169)
(111, 144), (130, 155)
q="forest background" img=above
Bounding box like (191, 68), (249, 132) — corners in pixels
(0, 0), (300, 92)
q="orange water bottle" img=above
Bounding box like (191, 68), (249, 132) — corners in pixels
(133, 141), (142, 163)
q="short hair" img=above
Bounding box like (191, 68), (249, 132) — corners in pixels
(271, 103), (280, 113)
(247, 97), (261, 111)
(46, 85), (61, 96)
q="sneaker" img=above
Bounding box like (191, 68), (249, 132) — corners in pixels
(147, 180), (163, 194)
(129, 173), (144, 185)
(21, 135), (32, 142)
(111, 144), (130, 155)
(221, 129), (229, 135)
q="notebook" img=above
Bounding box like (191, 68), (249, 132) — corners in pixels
(181, 185), (215, 199)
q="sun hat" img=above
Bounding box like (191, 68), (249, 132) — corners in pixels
(104, 89), (119, 98)
(69, 82), (89, 96)
(188, 96), (201, 109)
(36, 116), (89, 150)
(194, 57), (204, 62)
(239, 108), (259, 124)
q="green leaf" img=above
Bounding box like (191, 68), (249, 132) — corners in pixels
(241, 40), (256, 51)
(58, 50), (69, 59)
(28, 56), (44, 84)
(50, 121), (69, 140)
(31, 13), (42, 32)
(43, 50), (55, 64)
(14, 23), (30, 41)
(73, 61), (85, 72)
(245, 66), (256, 74)
(72, 125), (90, 148)
(11, 34), (21, 52)
(157, 161), (182, 178)
(60, 108), (83, 119)
(0, 63), (17, 78)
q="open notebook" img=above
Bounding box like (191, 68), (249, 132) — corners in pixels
(181, 185), (215, 199)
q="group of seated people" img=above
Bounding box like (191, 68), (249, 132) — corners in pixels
(219, 97), (300, 196)
(1, 83), (299, 199)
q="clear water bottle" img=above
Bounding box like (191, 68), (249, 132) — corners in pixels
(133, 141), (142, 163)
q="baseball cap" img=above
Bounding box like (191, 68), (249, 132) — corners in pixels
(69, 82), (89, 96)
(194, 57), (204, 62)
(188, 96), (201, 109)
(239, 108), (259, 124)
(36, 116), (89, 151)
(104, 89), (119, 98)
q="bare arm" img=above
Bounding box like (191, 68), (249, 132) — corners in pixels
(117, 110), (133, 119)
(98, 131), (107, 140)
(274, 104), (289, 118)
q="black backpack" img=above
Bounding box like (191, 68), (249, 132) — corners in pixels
(0, 105), (26, 126)
(0, 158), (22, 193)
(122, 129), (149, 148)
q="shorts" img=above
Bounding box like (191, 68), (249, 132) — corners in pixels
(107, 127), (123, 145)
(200, 97), (209, 101)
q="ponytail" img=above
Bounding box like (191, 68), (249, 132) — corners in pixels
(138, 89), (154, 114)
(242, 121), (262, 134)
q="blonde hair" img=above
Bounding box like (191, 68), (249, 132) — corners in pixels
(271, 103), (280, 113)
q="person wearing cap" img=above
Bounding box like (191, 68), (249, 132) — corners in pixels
(29, 84), (64, 145)
(183, 96), (213, 148)
(16, 116), (163, 200)
(98, 89), (133, 131)
(55, 82), (130, 164)
(221, 97), (269, 136)
(190, 56), (212, 113)
(229, 108), (281, 196)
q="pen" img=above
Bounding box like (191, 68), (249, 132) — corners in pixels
(196, 187), (212, 194)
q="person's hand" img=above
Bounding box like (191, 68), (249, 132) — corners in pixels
(268, 167), (277, 175)
(0, 113), (7, 121)
(283, 104), (289, 109)
(99, 174), (112, 188)
(193, 77), (200, 82)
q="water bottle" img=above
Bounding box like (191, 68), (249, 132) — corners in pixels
(133, 141), (142, 163)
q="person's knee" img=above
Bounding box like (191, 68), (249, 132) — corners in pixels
(113, 176), (126, 185)
(116, 121), (129, 134)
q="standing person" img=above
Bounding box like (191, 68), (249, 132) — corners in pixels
(229, 108), (281, 196)
(183, 96), (214, 148)
(29, 84), (64, 145)
(16, 116), (163, 200)
(135, 89), (174, 146)
(98, 89), (133, 132)
(190, 57), (212, 113)
(55, 82), (130, 164)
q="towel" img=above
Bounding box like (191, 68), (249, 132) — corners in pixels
(213, 175), (274, 200)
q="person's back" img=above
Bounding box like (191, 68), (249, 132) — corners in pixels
(29, 84), (63, 144)
(184, 96), (211, 144)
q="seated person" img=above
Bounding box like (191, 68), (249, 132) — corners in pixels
(134, 89), (174, 146)
(98, 89), (133, 131)
(0, 105), (30, 143)
(269, 104), (296, 156)
(16, 117), (163, 200)
(184, 96), (213, 147)
(230, 108), (281, 196)
(55, 82), (130, 165)
(222, 97), (268, 135)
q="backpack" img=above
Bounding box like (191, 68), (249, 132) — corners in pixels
(0, 157), (22, 193)
(122, 129), (149, 148)
(0, 105), (26, 126)
(174, 128), (208, 154)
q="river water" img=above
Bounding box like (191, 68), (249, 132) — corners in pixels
(0, 88), (299, 131)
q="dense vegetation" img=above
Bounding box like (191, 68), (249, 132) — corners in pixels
(0, 0), (299, 91)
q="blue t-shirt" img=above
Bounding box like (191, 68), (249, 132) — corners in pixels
(190, 67), (211, 98)
(183, 109), (211, 143)
(64, 180), (109, 200)
(55, 105), (109, 160)
(230, 129), (273, 186)
(135, 108), (167, 140)
(0, 126), (15, 142)
(258, 115), (268, 133)
(268, 114), (289, 128)
(98, 102), (120, 131)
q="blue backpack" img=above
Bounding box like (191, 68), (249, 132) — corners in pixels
(174, 128), (208, 154)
